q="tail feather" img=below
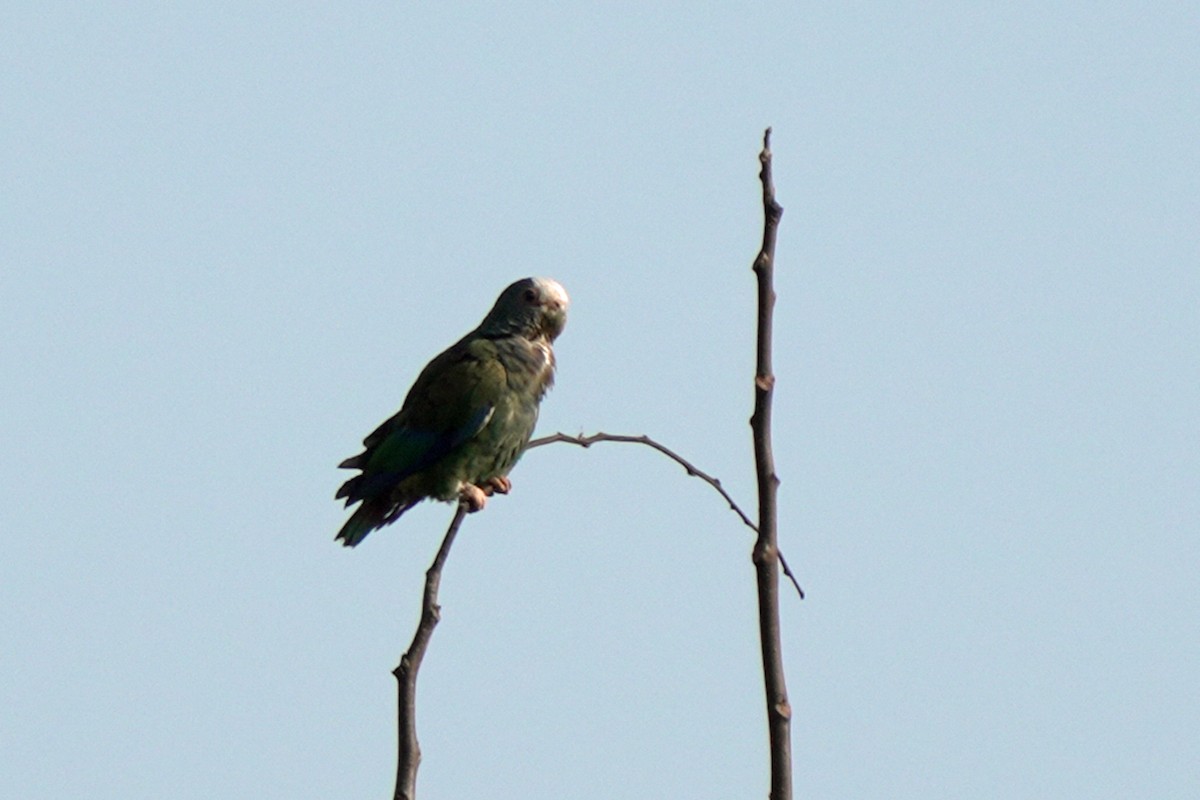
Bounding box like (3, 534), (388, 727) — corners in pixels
(338, 453), (364, 469)
(335, 474), (361, 503)
(335, 497), (418, 547)
(336, 502), (380, 548)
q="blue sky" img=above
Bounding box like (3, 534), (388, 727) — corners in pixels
(2, 3), (1197, 798)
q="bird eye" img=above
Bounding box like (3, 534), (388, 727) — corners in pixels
(522, 288), (538, 303)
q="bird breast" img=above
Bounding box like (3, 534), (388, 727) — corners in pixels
(499, 337), (555, 396)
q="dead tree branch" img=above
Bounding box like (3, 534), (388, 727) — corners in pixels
(751, 127), (792, 800)
(529, 432), (753, 527)
(393, 503), (469, 800)
(527, 431), (804, 599)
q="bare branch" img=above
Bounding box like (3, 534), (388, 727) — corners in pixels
(751, 127), (792, 800)
(527, 431), (804, 599)
(777, 550), (804, 601)
(528, 431), (756, 530)
(393, 503), (469, 800)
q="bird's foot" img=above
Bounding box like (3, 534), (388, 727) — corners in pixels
(459, 483), (488, 513)
(481, 476), (512, 496)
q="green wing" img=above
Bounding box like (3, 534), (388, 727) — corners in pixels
(337, 337), (506, 505)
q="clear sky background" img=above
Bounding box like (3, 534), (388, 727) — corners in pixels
(2, 3), (1197, 798)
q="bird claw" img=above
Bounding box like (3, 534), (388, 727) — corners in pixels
(459, 483), (487, 512)
(481, 476), (512, 496)
(459, 477), (511, 512)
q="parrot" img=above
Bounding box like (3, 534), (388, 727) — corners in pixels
(334, 277), (569, 546)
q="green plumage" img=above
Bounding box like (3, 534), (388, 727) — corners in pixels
(335, 277), (569, 546)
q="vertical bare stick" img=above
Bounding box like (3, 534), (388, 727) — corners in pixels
(393, 504), (469, 800)
(751, 127), (792, 800)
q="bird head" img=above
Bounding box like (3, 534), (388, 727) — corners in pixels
(480, 277), (570, 341)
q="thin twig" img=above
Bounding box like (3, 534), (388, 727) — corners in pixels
(751, 127), (792, 800)
(393, 503), (469, 800)
(526, 431), (804, 599)
(528, 432), (755, 529)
